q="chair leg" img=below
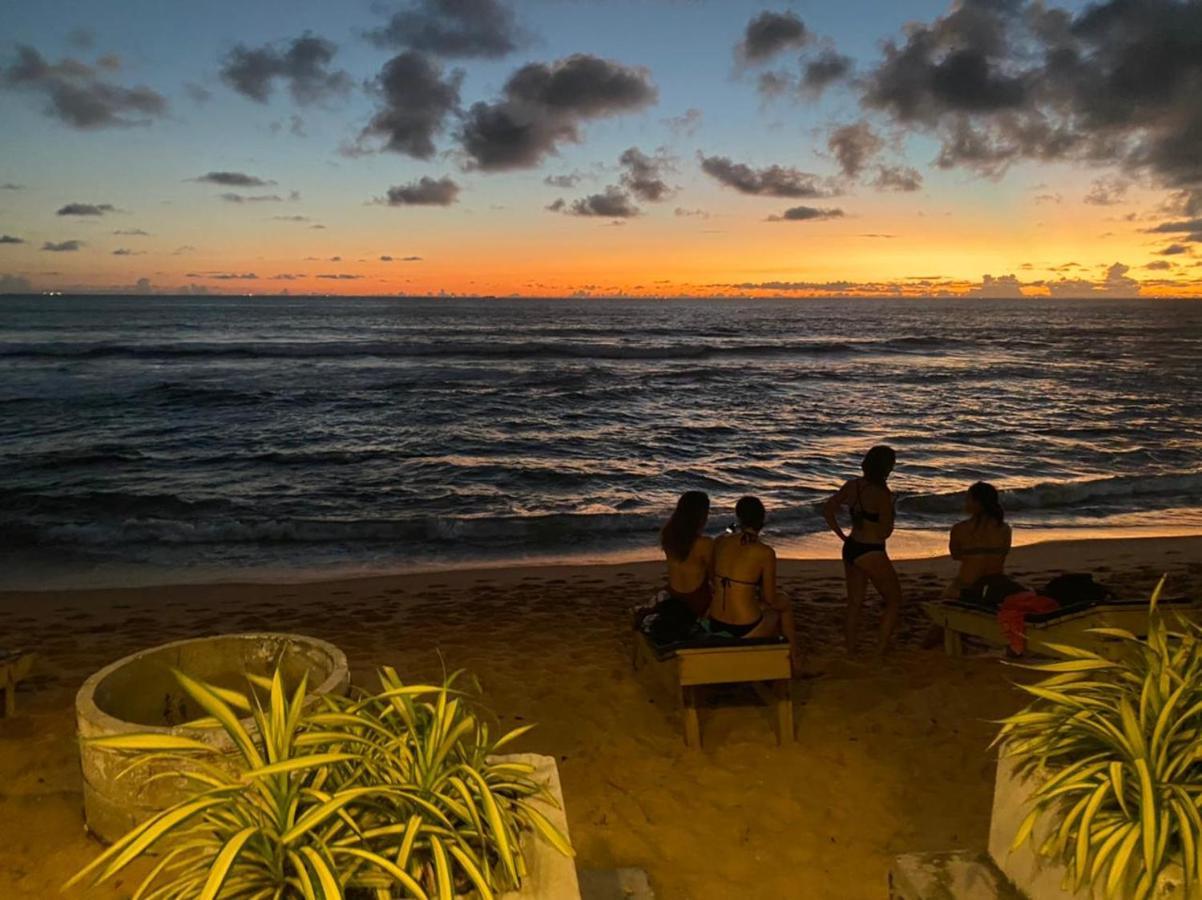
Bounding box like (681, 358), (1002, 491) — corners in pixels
(681, 686), (701, 748)
(943, 627), (964, 657)
(775, 680), (793, 745)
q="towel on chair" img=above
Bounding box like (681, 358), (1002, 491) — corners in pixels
(997, 592), (1059, 654)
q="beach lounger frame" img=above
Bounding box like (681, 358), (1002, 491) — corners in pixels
(923, 597), (1199, 658)
(633, 631), (793, 748)
(0, 651), (36, 717)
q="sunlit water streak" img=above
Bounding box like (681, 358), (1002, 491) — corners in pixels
(2, 295), (1200, 588)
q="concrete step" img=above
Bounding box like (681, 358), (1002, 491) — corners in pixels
(578, 868), (655, 900)
(889, 851), (1026, 900)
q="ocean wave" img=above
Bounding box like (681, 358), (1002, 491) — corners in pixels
(136, 382), (276, 406)
(0, 336), (958, 363)
(0, 509), (668, 549)
(900, 471), (1202, 516)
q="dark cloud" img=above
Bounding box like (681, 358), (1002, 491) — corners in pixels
(359, 51), (462, 159)
(402, 256), (422, 261)
(220, 33), (351, 105)
(195, 171), (273, 187)
(699, 154), (834, 198)
(619, 147), (673, 202)
(663, 107), (703, 137)
(1158, 244), (1189, 255)
(543, 173), (582, 188)
(975, 274), (1025, 298)
(380, 176), (460, 206)
(739, 11), (808, 64)
(1083, 176), (1130, 206)
(42, 240), (84, 251)
(57, 202), (116, 216)
(1147, 218), (1202, 234)
(329, 256), (342, 262)
(766, 205), (844, 222)
(219, 193), (285, 203)
(0, 274), (33, 293)
(67, 28), (95, 51)
(674, 207), (709, 218)
(0, 235), (25, 244)
(113, 228), (149, 236)
(1046, 262), (1140, 297)
(459, 54), (657, 171)
(873, 165), (924, 192)
(855, 0), (1202, 217)
(112, 248), (143, 256)
(270, 114), (306, 137)
(366, 0), (524, 58)
(802, 50), (853, 94)
(1, 183), (22, 190)
(1145, 260), (1173, 270)
(184, 82), (212, 104)
(551, 186), (640, 218)
(1, 45), (168, 128)
(188, 272), (258, 280)
(317, 273), (363, 280)
(272, 215), (311, 222)
(828, 122), (883, 178)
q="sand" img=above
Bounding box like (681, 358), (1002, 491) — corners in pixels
(1, 536), (1198, 898)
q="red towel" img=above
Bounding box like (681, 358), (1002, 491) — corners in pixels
(997, 592), (1059, 654)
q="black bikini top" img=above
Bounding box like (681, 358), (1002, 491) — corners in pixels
(851, 479), (881, 526)
(715, 529), (763, 591)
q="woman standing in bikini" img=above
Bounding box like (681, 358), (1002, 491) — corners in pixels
(823, 445), (904, 655)
(708, 496), (802, 674)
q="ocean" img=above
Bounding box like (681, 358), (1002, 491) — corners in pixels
(2, 295), (1200, 588)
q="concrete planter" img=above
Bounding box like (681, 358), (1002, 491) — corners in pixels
(989, 751), (1185, 899)
(495, 753), (580, 900)
(76, 632), (349, 843)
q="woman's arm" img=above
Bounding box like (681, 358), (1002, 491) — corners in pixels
(762, 549), (800, 671)
(948, 522), (963, 560)
(879, 487), (896, 539)
(822, 483), (849, 541)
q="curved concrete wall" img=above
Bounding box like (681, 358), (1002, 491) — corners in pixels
(76, 633), (349, 844)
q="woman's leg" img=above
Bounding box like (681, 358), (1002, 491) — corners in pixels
(855, 553), (904, 655)
(844, 561), (868, 652)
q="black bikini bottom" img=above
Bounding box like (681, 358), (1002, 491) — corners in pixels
(702, 616), (763, 638)
(842, 538), (887, 565)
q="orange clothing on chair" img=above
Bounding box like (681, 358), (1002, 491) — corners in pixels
(997, 591), (1059, 654)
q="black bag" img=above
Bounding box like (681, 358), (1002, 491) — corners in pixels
(643, 594), (701, 645)
(1042, 573), (1115, 606)
(963, 574), (1027, 610)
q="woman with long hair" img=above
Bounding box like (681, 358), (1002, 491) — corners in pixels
(708, 496), (801, 674)
(822, 445), (903, 655)
(944, 481), (1012, 600)
(660, 490), (714, 617)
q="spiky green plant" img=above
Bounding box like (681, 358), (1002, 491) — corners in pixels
(996, 576), (1202, 899)
(68, 664), (572, 899)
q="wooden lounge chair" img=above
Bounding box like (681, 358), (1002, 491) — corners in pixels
(0, 650), (36, 717)
(923, 597), (1199, 659)
(633, 629), (792, 747)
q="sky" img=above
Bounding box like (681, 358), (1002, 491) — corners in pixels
(0, 0), (1200, 298)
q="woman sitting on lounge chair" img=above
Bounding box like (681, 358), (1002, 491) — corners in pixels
(708, 496), (801, 674)
(943, 481), (1012, 601)
(661, 490), (714, 618)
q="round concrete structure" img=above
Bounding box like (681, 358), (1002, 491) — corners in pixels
(76, 632), (349, 844)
